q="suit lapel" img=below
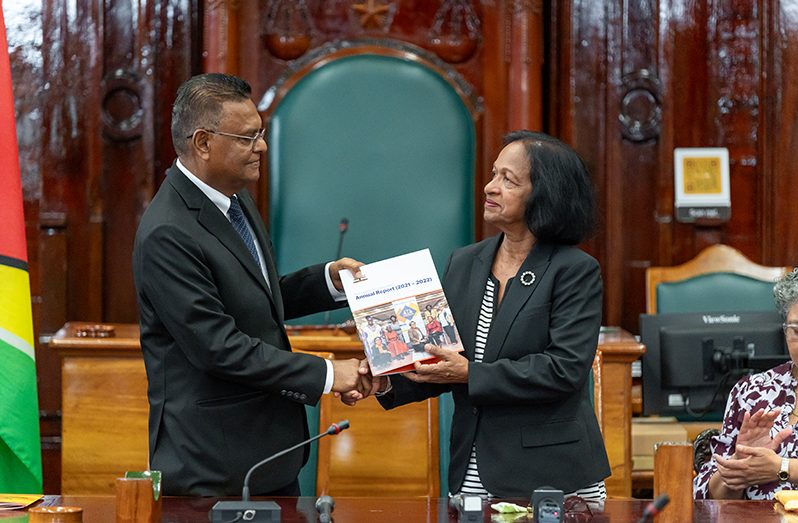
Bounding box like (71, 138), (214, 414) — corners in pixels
(166, 166), (275, 302)
(481, 242), (555, 363)
(238, 190), (285, 323)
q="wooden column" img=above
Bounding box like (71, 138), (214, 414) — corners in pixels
(594, 328), (646, 498)
(203, 0), (241, 74)
(506, 0), (544, 131)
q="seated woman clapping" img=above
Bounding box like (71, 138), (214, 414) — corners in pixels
(694, 269), (798, 499)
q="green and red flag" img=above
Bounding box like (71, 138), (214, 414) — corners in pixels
(0, 1), (43, 494)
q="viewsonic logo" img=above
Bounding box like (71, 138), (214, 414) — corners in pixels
(701, 314), (741, 324)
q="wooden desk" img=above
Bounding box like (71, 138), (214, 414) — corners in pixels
(0, 496), (785, 522)
(50, 323), (644, 497)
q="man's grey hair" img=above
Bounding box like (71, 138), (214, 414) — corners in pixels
(774, 268), (798, 318)
(171, 73), (251, 156)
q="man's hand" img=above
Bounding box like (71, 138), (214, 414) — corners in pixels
(328, 257), (365, 292)
(734, 408), (792, 458)
(338, 359), (386, 406)
(715, 445), (782, 489)
(403, 345), (468, 384)
(331, 358), (368, 399)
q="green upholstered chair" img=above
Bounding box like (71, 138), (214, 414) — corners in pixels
(645, 244), (788, 315)
(644, 244), (789, 421)
(261, 43), (478, 497)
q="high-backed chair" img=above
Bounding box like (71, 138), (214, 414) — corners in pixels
(260, 41), (479, 495)
(259, 41), (479, 327)
(646, 244), (789, 315)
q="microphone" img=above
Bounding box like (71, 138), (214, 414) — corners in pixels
(324, 218), (349, 325)
(210, 420), (350, 523)
(448, 494), (483, 522)
(335, 217), (348, 259)
(315, 495), (335, 523)
(635, 494), (670, 523)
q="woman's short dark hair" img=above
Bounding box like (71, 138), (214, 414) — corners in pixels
(502, 130), (596, 245)
(171, 73), (252, 156)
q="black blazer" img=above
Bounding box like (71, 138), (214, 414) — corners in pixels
(379, 235), (610, 496)
(132, 165), (343, 496)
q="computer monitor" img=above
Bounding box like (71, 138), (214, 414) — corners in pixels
(641, 311), (787, 418)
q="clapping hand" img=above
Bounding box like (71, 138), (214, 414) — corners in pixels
(734, 408), (792, 458)
(715, 445), (781, 489)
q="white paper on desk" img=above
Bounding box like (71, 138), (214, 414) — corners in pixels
(340, 249), (464, 376)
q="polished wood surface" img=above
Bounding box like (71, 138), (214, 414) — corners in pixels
(654, 442), (694, 523)
(50, 323), (641, 498)
(50, 323), (436, 497)
(645, 244), (789, 314)
(554, 1), (798, 332)
(293, 329), (441, 496)
(0, 496), (788, 523)
(50, 323), (337, 495)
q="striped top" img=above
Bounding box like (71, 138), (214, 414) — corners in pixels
(458, 276), (606, 501)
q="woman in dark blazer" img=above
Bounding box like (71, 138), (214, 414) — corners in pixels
(371, 130), (610, 499)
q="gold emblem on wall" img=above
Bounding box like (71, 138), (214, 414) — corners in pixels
(350, 0), (396, 31)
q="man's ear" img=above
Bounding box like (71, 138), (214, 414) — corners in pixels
(189, 130), (212, 161)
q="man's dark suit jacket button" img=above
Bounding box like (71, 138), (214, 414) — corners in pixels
(280, 390), (287, 396)
(472, 407), (479, 415)
(293, 392), (301, 400)
(300, 393), (307, 400)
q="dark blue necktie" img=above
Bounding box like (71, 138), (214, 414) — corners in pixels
(228, 195), (262, 270)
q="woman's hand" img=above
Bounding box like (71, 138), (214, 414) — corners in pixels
(403, 345), (468, 384)
(714, 445), (781, 490)
(734, 408), (792, 458)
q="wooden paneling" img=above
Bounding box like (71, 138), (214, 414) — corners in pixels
(326, 397), (439, 497)
(51, 324), (440, 496)
(555, 0), (798, 332)
(61, 356), (150, 494)
(8, 0), (197, 491)
(51, 323), (639, 497)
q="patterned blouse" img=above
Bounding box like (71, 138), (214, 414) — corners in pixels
(693, 361), (798, 499)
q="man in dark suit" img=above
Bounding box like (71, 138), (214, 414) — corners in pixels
(133, 73), (368, 496)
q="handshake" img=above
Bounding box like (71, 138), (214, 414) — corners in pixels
(329, 358), (386, 405)
(327, 344), (470, 406)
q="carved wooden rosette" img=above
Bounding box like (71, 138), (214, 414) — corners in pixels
(101, 71), (144, 142)
(619, 69), (663, 143)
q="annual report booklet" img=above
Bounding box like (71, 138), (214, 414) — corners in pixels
(339, 249), (464, 376)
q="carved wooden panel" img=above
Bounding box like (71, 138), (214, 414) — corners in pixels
(8, 0), (197, 492)
(556, 0), (798, 331)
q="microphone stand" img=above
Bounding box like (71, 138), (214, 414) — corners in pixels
(324, 218), (348, 325)
(210, 421), (350, 523)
